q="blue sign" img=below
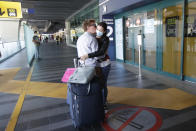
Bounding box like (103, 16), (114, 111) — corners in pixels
(103, 15), (114, 41)
(28, 8), (34, 14)
(102, 15), (115, 60)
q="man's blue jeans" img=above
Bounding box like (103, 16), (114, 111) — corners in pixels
(35, 45), (40, 59)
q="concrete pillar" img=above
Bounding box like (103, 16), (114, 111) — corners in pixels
(65, 21), (71, 45)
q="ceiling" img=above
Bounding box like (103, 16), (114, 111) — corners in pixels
(5, 0), (95, 33)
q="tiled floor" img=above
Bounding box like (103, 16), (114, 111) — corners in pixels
(0, 42), (196, 131)
(0, 92), (19, 131)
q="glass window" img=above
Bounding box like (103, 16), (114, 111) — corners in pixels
(184, 1), (196, 78)
(162, 4), (183, 75)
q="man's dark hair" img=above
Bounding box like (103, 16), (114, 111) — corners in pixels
(98, 22), (107, 33)
(34, 31), (37, 34)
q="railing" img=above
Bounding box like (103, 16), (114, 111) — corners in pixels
(0, 41), (25, 62)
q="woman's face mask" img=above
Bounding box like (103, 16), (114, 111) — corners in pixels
(96, 25), (105, 37)
(96, 30), (103, 37)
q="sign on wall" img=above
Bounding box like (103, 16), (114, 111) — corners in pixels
(103, 15), (115, 60)
(166, 16), (179, 37)
(102, 15), (116, 60)
(0, 1), (22, 18)
(144, 19), (154, 34)
(115, 18), (124, 60)
(103, 15), (114, 41)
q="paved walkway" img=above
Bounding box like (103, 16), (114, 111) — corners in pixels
(0, 42), (196, 131)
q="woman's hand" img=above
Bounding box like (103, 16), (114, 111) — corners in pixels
(80, 54), (89, 61)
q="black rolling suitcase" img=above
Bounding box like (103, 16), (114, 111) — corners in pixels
(69, 77), (105, 128)
(68, 59), (105, 128)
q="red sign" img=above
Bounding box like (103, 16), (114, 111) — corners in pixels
(102, 106), (162, 131)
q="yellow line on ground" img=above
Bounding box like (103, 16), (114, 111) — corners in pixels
(107, 86), (196, 110)
(5, 93), (25, 131)
(5, 64), (34, 131)
(27, 81), (67, 99)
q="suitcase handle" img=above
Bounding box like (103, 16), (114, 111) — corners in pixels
(70, 83), (91, 97)
(73, 57), (86, 68)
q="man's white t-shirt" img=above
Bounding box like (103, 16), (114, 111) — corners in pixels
(77, 32), (98, 66)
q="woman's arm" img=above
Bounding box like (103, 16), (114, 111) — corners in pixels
(88, 37), (109, 58)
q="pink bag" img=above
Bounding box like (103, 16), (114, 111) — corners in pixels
(61, 68), (76, 83)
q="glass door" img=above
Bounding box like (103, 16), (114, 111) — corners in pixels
(125, 17), (134, 62)
(133, 13), (144, 64)
(125, 13), (144, 64)
(125, 11), (157, 69)
(143, 10), (158, 69)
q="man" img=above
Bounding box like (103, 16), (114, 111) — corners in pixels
(77, 19), (98, 66)
(45, 36), (48, 43)
(56, 35), (60, 45)
(67, 20), (98, 104)
(32, 31), (40, 59)
(62, 35), (66, 44)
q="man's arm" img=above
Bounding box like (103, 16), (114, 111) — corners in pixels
(32, 36), (40, 43)
(32, 36), (37, 43)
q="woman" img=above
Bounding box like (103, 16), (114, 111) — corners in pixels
(80, 22), (111, 108)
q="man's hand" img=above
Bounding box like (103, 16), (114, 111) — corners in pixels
(80, 54), (88, 61)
